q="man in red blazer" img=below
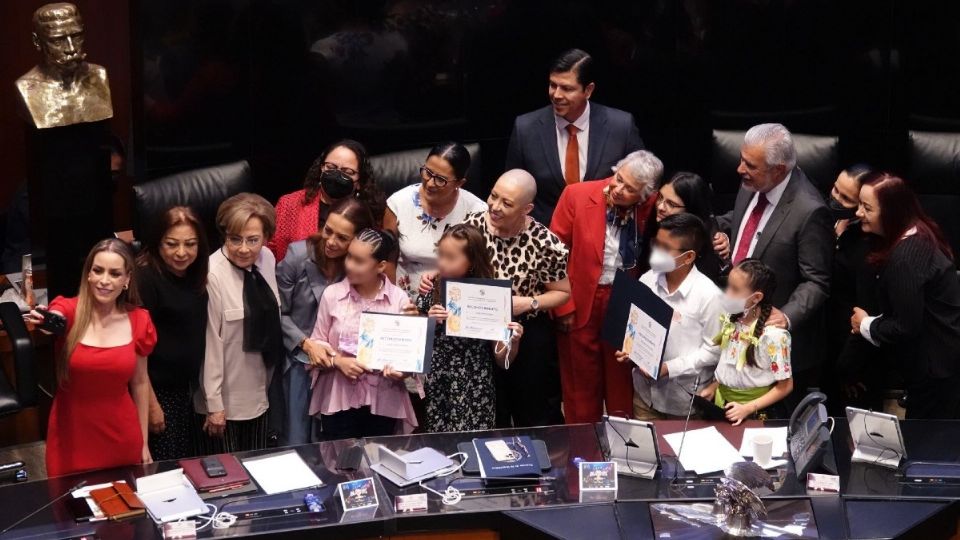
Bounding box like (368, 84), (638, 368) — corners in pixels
(550, 150), (662, 423)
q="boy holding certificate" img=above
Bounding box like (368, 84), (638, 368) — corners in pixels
(308, 229), (418, 439)
(406, 224), (522, 432)
(616, 213), (723, 420)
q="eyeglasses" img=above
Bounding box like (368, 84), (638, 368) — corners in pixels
(656, 193), (685, 211)
(321, 161), (359, 178)
(419, 166), (450, 188)
(226, 235), (263, 249)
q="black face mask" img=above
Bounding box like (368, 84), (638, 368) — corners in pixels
(827, 196), (857, 221)
(320, 169), (356, 200)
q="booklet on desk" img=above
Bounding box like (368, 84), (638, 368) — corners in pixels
(472, 436), (541, 479)
(179, 454), (251, 493)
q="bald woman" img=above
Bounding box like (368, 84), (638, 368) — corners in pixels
(422, 169), (571, 426)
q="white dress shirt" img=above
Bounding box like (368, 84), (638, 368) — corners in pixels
(731, 170), (793, 259)
(599, 220), (622, 285)
(555, 101), (590, 181)
(634, 266), (723, 416)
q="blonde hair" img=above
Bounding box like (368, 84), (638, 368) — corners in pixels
(60, 238), (140, 384)
(216, 193), (277, 240)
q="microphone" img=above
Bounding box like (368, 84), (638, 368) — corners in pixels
(671, 372), (702, 481)
(0, 480), (87, 535)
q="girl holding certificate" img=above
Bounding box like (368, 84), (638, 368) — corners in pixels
(699, 259), (793, 425)
(308, 229), (417, 439)
(407, 224), (523, 432)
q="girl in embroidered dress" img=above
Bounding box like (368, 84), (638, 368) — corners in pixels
(699, 259), (793, 425)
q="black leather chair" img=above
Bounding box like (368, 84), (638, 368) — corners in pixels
(906, 130), (960, 259)
(369, 143), (483, 199)
(132, 160), (254, 247)
(0, 302), (37, 417)
(708, 129), (840, 213)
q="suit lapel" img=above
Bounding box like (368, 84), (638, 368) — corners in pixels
(752, 171), (800, 258)
(304, 249), (327, 303)
(537, 109), (564, 184)
(585, 104), (609, 179)
(586, 183), (607, 263)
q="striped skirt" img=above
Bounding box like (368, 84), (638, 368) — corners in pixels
(194, 412), (268, 455)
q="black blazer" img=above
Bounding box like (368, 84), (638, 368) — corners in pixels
(717, 167), (834, 372)
(505, 102), (643, 224)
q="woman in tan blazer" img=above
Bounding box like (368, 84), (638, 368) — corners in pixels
(195, 193), (282, 453)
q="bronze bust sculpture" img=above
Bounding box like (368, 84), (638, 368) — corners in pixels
(15, 3), (113, 129)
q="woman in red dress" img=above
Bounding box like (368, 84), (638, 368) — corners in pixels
(29, 239), (157, 477)
(268, 139), (385, 262)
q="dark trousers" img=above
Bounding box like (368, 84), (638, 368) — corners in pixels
(320, 406), (398, 441)
(905, 374), (960, 419)
(495, 312), (564, 428)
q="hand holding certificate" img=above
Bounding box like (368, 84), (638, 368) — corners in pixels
(602, 271), (673, 381)
(441, 278), (513, 342)
(356, 312), (436, 374)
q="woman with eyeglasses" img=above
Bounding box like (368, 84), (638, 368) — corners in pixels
(382, 142), (486, 298)
(269, 139), (386, 262)
(196, 193), (282, 453)
(654, 172), (724, 282)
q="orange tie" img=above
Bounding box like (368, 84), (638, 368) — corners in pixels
(564, 123), (580, 185)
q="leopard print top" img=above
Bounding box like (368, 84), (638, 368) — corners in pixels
(463, 212), (569, 321)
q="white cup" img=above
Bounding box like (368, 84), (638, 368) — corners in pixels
(752, 434), (774, 466)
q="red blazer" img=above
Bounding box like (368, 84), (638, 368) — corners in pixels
(549, 178), (657, 331)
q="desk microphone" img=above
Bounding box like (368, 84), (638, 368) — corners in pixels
(671, 372), (702, 480)
(0, 479), (87, 536)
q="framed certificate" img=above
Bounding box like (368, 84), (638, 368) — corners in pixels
(440, 278), (513, 342)
(356, 312), (436, 374)
(601, 271), (673, 380)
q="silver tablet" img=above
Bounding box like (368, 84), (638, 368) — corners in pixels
(602, 415), (660, 479)
(846, 406), (907, 469)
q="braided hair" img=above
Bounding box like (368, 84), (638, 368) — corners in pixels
(729, 258), (777, 367)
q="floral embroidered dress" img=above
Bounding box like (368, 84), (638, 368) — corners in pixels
(386, 184), (486, 299)
(712, 316), (792, 406)
(414, 291), (495, 432)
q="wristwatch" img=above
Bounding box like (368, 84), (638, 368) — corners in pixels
(530, 296), (540, 312)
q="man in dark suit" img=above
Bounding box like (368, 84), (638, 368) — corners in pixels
(714, 123), (833, 410)
(505, 48), (644, 224)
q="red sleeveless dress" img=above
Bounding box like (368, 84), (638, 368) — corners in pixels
(45, 296), (157, 478)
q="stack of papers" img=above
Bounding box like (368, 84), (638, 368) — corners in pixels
(663, 426), (744, 475)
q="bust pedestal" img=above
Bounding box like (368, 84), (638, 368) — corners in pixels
(24, 120), (114, 298)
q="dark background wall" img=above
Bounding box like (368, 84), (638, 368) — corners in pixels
(4, 0), (960, 223)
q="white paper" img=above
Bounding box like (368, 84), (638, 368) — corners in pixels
(623, 303), (668, 380)
(444, 280), (512, 342)
(357, 312), (431, 373)
(739, 427), (789, 458)
(663, 426), (744, 475)
(242, 450), (323, 495)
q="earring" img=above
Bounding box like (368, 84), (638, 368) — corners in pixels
(123, 284), (128, 290)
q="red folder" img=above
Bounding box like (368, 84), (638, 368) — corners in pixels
(178, 454), (251, 492)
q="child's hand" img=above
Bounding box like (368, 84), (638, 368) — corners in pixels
(334, 356), (368, 381)
(401, 300), (419, 316)
(427, 305), (449, 322)
(505, 321), (523, 342)
(418, 272), (438, 295)
(698, 382), (718, 402)
(382, 365), (407, 381)
(724, 402), (753, 426)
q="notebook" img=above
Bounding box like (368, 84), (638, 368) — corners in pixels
(179, 454), (251, 492)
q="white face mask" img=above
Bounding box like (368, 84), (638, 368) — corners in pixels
(648, 247), (691, 274)
(719, 293), (757, 315)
